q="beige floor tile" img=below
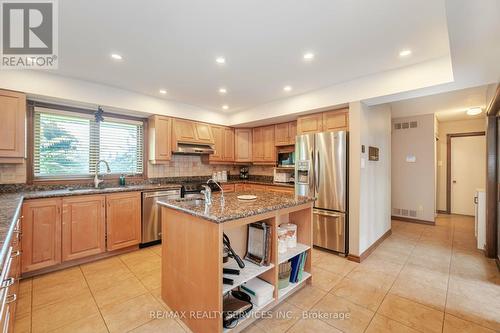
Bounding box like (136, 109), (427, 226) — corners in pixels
(332, 277), (388, 311)
(450, 249), (500, 283)
(83, 260), (135, 292)
(100, 293), (164, 333)
(31, 290), (99, 333)
(138, 267), (162, 291)
(81, 257), (125, 275)
(446, 290), (500, 331)
(310, 267), (343, 292)
(119, 249), (158, 265)
(241, 323), (266, 333)
(377, 294), (444, 333)
(365, 314), (420, 333)
(443, 314), (496, 333)
(287, 318), (342, 333)
(50, 313), (108, 333)
(255, 302), (301, 333)
(32, 275), (89, 309)
(311, 293), (374, 333)
(148, 245), (162, 257)
(122, 255), (162, 278)
(92, 275), (148, 308)
(355, 256), (404, 277)
(150, 288), (170, 309)
(390, 264), (448, 310)
(13, 313), (31, 333)
(32, 267), (84, 290)
(313, 254), (357, 277)
(286, 285), (326, 310)
(346, 265), (396, 290)
(369, 246), (409, 265)
(129, 318), (185, 333)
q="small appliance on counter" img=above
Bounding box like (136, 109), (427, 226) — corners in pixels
(239, 167), (249, 180)
(273, 168), (294, 184)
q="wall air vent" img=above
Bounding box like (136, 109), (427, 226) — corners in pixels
(409, 210), (417, 217)
(393, 208), (401, 215)
(394, 123), (401, 130)
(401, 122), (409, 129)
(401, 209), (409, 216)
(410, 121), (418, 128)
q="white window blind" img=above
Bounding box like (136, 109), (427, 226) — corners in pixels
(33, 107), (144, 179)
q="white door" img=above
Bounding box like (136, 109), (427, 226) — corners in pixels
(451, 135), (486, 215)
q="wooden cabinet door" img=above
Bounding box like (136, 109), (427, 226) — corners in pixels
(173, 119), (197, 142)
(252, 184), (267, 191)
(289, 121), (297, 144)
(209, 125), (223, 161)
(148, 115), (171, 163)
(223, 127), (235, 161)
(252, 127), (264, 161)
(106, 192), (141, 251)
(243, 184), (254, 191)
(275, 123), (289, 146)
(194, 122), (214, 144)
(0, 90), (26, 161)
(235, 129), (252, 162)
(267, 186), (294, 194)
(297, 113), (323, 134)
(221, 184), (235, 193)
(262, 125), (276, 162)
(62, 195), (106, 262)
(323, 109), (349, 131)
(21, 198), (62, 273)
(234, 184), (245, 191)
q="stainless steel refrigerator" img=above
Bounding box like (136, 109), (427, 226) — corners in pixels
(295, 131), (348, 253)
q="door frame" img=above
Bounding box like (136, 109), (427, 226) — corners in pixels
(446, 131), (485, 214)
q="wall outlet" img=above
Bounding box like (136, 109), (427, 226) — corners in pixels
(406, 154), (416, 163)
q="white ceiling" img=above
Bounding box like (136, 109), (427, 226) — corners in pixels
(54, 0), (451, 113)
(390, 84), (493, 122)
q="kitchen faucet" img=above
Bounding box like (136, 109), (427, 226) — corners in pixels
(201, 179), (225, 206)
(94, 160), (111, 188)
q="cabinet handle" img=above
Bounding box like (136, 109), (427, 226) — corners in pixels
(11, 251), (21, 258)
(1, 277), (15, 289)
(6, 294), (17, 304)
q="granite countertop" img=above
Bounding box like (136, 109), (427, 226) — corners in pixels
(224, 180), (295, 188)
(157, 192), (313, 223)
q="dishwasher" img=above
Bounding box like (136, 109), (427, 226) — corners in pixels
(141, 188), (181, 246)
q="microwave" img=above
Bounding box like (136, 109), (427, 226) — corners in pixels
(277, 148), (295, 168)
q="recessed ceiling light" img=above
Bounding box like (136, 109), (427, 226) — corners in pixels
(216, 57), (226, 64)
(283, 85), (292, 92)
(159, 89), (167, 95)
(399, 49), (412, 57)
(110, 53), (123, 60)
(466, 107), (482, 116)
(222, 105), (229, 110)
(303, 52), (315, 61)
(219, 88), (227, 94)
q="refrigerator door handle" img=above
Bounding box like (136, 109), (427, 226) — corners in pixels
(316, 150), (320, 190)
(313, 208), (343, 217)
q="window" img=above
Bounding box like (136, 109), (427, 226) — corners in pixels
(33, 107), (144, 179)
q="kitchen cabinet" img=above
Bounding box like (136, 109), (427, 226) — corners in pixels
(172, 119), (215, 146)
(106, 192), (142, 251)
(234, 129), (252, 163)
(209, 126), (234, 163)
(297, 108), (349, 135)
(221, 184), (235, 193)
(253, 125), (276, 164)
(148, 115), (172, 163)
(62, 195), (106, 262)
(267, 186), (294, 194)
(323, 108), (349, 131)
(234, 184), (245, 191)
(21, 198), (62, 273)
(0, 89), (26, 163)
(275, 121), (297, 146)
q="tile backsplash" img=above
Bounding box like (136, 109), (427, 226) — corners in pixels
(0, 163), (26, 184)
(148, 154), (239, 178)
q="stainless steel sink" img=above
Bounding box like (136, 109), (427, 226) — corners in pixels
(183, 199), (205, 207)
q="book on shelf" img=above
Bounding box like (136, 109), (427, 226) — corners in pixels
(289, 252), (308, 283)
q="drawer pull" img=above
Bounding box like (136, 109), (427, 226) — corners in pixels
(1, 277), (14, 289)
(6, 294), (17, 304)
(13, 228), (21, 234)
(11, 251), (21, 258)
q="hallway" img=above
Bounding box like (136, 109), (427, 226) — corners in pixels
(245, 214), (500, 332)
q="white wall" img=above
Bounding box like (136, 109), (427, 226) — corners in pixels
(392, 114), (436, 222)
(349, 102), (392, 256)
(0, 71), (228, 125)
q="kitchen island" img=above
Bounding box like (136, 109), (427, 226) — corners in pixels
(158, 191), (314, 333)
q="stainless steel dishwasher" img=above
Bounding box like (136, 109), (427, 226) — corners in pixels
(141, 188), (181, 245)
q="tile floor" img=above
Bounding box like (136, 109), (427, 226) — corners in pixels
(13, 215), (500, 333)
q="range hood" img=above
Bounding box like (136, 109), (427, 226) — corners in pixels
(173, 143), (215, 155)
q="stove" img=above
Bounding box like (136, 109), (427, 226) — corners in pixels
(181, 181), (220, 198)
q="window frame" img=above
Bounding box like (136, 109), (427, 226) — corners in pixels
(27, 101), (148, 184)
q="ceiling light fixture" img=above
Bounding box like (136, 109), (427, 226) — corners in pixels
(303, 52), (315, 61)
(219, 88), (227, 94)
(466, 107), (482, 116)
(159, 89), (167, 95)
(399, 49), (412, 57)
(110, 53), (123, 60)
(283, 85), (292, 92)
(216, 57), (226, 64)
(222, 105), (229, 110)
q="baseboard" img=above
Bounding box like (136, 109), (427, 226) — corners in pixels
(391, 215), (435, 225)
(436, 210), (448, 214)
(21, 245), (139, 278)
(347, 229), (392, 263)
(496, 257), (500, 272)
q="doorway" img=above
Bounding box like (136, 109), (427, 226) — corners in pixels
(447, 133), (486, 215)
